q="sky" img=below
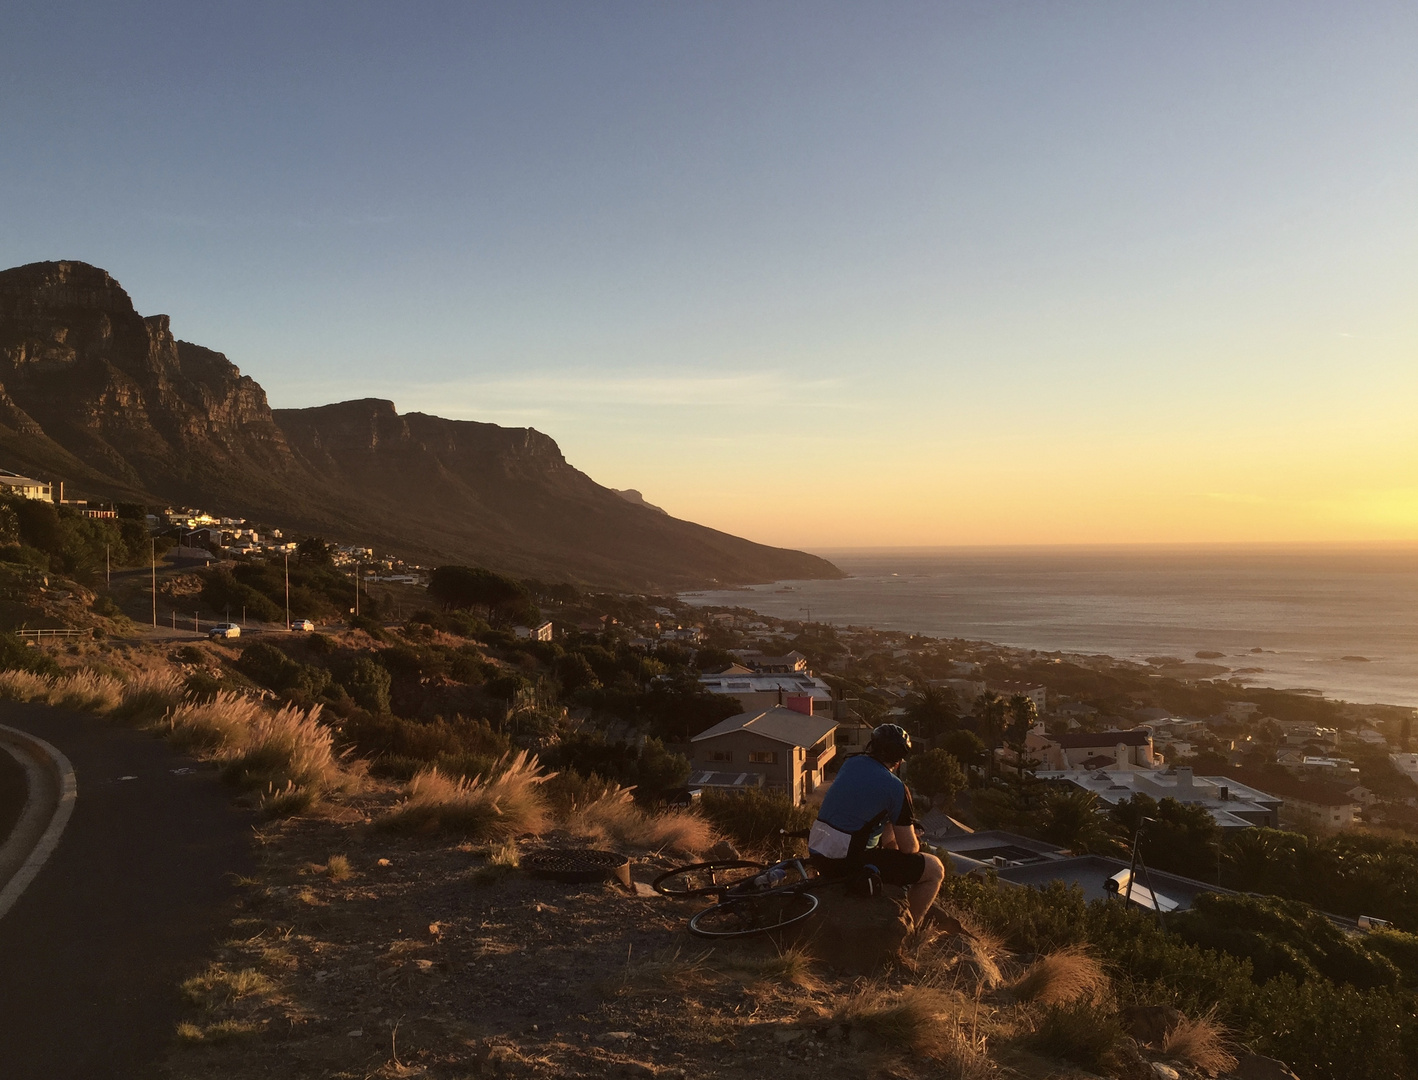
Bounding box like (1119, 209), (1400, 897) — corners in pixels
(3, 2), (1415, 551)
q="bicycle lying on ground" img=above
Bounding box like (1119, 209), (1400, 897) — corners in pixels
(653, 826), (890, 939)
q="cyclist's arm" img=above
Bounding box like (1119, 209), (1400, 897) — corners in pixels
(890, 822), (920, 853)
(888, 785), (919, 853)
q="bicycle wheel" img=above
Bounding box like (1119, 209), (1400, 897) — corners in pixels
(652, 860), (765, 898)
(688, 890), (820, 939)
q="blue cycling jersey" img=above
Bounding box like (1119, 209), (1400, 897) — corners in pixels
(816, 754), (913, 849)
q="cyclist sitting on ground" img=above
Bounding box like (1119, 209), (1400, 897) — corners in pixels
(808, 723), (945, 928)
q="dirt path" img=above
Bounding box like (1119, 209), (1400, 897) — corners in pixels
(0, 704), (254, 1080)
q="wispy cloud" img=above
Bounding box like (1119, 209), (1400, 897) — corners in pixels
(273, 369), (852, 418)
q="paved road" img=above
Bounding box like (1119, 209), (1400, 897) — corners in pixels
(0, 704), (253, 1080)
(0, 743), (25, 849)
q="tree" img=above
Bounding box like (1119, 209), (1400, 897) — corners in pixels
(1038, 788), (1124, 854)
(296, 536), (334, 565)
(634, 737), (691, 803)
(1006, 693), (1038, 744)
(906, 684), (959, 741)
(428, 565), (534, 624)
(906, 748), (967, 811)
(974, 691), (1006, 778)
(939, 728), (987, 769)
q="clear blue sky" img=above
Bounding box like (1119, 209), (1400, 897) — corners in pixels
(4, 3), (1415, 547)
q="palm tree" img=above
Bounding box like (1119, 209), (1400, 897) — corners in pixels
(1039, 788), (1125, 855)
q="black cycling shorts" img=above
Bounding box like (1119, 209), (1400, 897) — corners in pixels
(811, 848), (927, 887)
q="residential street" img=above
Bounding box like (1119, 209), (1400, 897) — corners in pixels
(0, 704), (253, 1080)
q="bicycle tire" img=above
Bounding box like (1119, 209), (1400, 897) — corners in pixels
(688, 890), (820, 939)
(652, 860), (765, 898)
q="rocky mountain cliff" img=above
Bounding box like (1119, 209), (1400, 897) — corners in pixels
(0, 261), (841, 589)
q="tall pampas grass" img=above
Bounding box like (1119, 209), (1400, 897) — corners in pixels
(383, 751), (552, 838)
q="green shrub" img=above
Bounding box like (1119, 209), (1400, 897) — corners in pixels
(1026, 1001), (1127, 1072)
(0, 632), (61, 676)
(343, 656), (391, 714)
(699, 789), (813, 858)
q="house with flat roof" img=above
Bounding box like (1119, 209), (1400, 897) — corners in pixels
(936, 829), (1228, 913)
(689, 705), (837, 805)
(698, 670), (834, 716)
(1038, 766), (1281, 828)
(1222, 769), (1360, 831)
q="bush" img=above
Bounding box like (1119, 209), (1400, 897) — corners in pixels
(699, 789), (814, 858)
(562, 784), (714, 855)
(1026, 1001), (1127, 1072)
(344, 656), (392, 714)
(0, 632), (61, 676)
(342, 712), (510, 771)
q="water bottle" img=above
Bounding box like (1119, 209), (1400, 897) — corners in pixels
(754, 866), (789, 889)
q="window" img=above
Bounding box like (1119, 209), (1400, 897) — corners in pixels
(712, 750), (733, 763)
(749, 751), (778, 765)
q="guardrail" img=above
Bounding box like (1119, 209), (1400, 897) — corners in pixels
(12, 629), (93, 640)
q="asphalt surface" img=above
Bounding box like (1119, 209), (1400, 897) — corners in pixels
(0, 742), (25, 850)
(0, 704), (254, 1080)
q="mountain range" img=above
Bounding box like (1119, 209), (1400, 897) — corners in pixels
(0, 261), (841, 590)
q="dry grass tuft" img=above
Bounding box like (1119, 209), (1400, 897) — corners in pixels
(1009, 945), (1109, 1006)
(164, 692), (266, 752)
(0, 669), (52, 702)
(617, 947), (718, 993)
(325, 854), (353, 880)
(383, 751), (552, 838)
(259, 781), (316, 818)
(1162, 1011), (1238, 1075)
(112, 668), (185, 724)
(564, 784), (715, 854)
(723, 943), (826, 992)
(175, 1019), (260, 1043)
(833, 984), (961, 1058)
(220, 702), (345, 794)
(49, 669), (125, 712)
(471, 839), (522, 884)
(912, 914), (1007, 993)
(181, 964), (277, 1009)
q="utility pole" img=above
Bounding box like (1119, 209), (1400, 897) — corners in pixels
(284, 551), (290, 631)
(150, 539), (156, 628)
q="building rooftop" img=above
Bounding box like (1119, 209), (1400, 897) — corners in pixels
(692, 705), (837, 749)
(1048, 729), (1152, 748)
(698, 672), (833, 699)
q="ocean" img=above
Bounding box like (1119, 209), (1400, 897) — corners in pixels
(682, 546), (1418, 708)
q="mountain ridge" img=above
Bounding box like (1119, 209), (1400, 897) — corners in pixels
(0, 260), (842, 590)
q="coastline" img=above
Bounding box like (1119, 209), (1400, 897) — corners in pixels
(682, 546), (1418, 709)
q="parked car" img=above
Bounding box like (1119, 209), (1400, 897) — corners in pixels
(208, 623), (241, 640)
(292, 619), (315, 632)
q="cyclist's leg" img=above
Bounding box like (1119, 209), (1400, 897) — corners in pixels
(906, 853), (944, 927)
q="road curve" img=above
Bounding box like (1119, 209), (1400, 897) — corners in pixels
(0, 703), (254, 1080)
